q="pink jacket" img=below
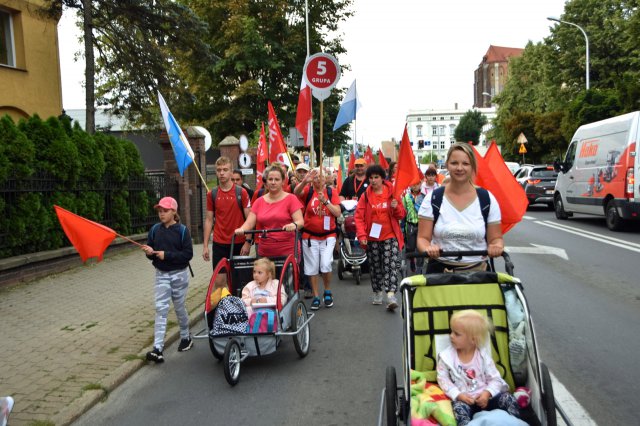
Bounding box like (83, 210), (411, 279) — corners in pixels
(241, 279), (287, 316)
(355, 180), (406, 250)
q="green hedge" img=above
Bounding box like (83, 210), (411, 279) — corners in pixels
(0, 114), (149, 258)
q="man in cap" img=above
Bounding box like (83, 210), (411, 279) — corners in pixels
(339, 158), (368, 201)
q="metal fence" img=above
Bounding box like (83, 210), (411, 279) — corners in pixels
(0, 171), (179, 258)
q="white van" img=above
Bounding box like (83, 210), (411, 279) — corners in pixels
(554, 111), (640, 230)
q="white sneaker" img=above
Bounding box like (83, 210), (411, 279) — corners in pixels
(372, 291), (383, 305)
(1, 396), (14, 426)
(386, 292), (398, 310)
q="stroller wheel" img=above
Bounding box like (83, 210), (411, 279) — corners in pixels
(541, 363), (557, 426)
(223, 340), (241, 386)
(337, 259), (344, 280)
(208, 336), (223, 361)
(385, 366), (398, 426)
(354, 268), (361, 285)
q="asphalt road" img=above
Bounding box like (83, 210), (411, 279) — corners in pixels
(503, 206), (640, 426)
(75, 274), (404, 425)
(74, 208), (640, 425)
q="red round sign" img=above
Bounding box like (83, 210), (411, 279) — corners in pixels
(304, 53), (340, 91)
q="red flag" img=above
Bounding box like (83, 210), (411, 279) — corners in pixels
(473, 142), (528, 234)
(364, 146), (375, 165)
(54, 205), (117, 262)
(267, 101), (291, 168)
(348, 152), (356, 171)
(256, 122), (268, 185)
(295, 78), (312, 147)
(336, 167), (343, 193)
(378, 149), (389, 170)
(393, 125), (422, 199)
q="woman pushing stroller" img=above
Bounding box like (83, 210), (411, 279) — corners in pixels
(417, 142), (504, 272)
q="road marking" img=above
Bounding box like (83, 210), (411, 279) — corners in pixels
(505, 244), (569, 260)
(536, 220), (640, 253)
(551, 371), (597, 426)
(522, 215), (537, 220)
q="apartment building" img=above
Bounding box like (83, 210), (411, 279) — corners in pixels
(1, 0), (62, 121)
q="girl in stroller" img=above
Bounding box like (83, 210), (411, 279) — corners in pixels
(436, 310), (521, 425)
(241, 258), (287, 316)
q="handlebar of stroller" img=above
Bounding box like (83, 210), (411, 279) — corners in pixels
(230, 228), (301, 260)
(239, 228), (296, 235)
(405, 251), (514, 276)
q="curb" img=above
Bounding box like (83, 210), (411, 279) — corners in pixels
(51, 308), (205, 425)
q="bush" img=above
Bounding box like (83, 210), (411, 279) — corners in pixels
(0, 115), (154, 258)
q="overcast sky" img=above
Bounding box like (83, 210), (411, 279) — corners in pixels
(58, 0), (567, 148)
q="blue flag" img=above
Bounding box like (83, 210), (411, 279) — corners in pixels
(333, 80), (361, 131)
(158, 92), (194, 176)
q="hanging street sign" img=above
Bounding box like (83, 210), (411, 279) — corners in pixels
(303, 52), (341, 101)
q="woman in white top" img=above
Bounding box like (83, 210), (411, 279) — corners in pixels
(417, 143), (504, 273)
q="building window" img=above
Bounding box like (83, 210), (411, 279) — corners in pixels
(0, 10), (14, 67)
(416, 125), (423, 137)
(425, 141), (431, 147)
(440, 140), (446, 150)
(432, 126), (437, 136)
(417, 117), (421, 121)
(439, 125), (445, 136)
(440, 116), (444, 120)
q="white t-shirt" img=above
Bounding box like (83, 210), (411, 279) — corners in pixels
(418, 190), (501, 263)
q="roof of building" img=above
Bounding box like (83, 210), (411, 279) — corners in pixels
(482, 45), (524, 64)
(65, 108), (137, 132)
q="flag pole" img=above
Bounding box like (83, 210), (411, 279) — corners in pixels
(179, 133), (209, 192)
(319, 101), (324, 175)
(305, 0), (315, 167)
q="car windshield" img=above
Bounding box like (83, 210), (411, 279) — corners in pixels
(531, 168), (558, 178)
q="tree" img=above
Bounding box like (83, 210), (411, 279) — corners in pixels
(182, 0), (353, 155)
(454, 110), (487, 145)
(41, 1), (213, 133)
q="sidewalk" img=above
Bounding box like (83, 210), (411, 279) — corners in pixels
(0, 243), (213, 426)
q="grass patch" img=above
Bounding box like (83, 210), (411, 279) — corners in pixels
(82, 383), (105, 391)
(123, 354), (145, 361)
(107, 346), (119, 354)
(60, 325), (75, 331)
(81, 321), (98, 330)
(27, 421), (56, 426)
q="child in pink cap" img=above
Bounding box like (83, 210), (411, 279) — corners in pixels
(141, 197), (194, 363)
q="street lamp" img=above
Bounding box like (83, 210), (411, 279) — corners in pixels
(547, 16), (590, 90)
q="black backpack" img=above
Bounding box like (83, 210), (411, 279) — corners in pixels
(211, 296), (249, 336)
(430, 186), (491, 229)
(210, 185), (246, 220)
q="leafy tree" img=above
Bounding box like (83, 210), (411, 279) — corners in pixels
(454, 110), (487, 145)
(182, 0), (353, 156)
(0, 116), (35, 182)
(41, 0), (213, 133)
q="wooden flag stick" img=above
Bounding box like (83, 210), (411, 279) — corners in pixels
(319, 101), (324, 176)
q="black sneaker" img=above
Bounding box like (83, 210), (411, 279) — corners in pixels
(310, 297), (321, 310)
(146, 347), (164, 363)
(178, 336), (193, 352)
(323, 291), (334, 308)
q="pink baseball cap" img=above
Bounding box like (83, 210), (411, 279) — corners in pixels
(154, 196), (178, 210)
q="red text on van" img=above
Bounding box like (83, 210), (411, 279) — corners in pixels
(579, 140), (599, 158)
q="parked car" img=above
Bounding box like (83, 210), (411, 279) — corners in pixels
(505, 161), (520, 175)
(514, 165), (558, 208)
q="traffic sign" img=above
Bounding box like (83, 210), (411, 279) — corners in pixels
(303, 52), (341, 101)
(238, 153), (251, 168)
(519, 144), (527, 154)
(517, 132), (528, 144)
(239, 135), (248, 152)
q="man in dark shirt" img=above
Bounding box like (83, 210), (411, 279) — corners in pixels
(339, 158), (369, 201)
